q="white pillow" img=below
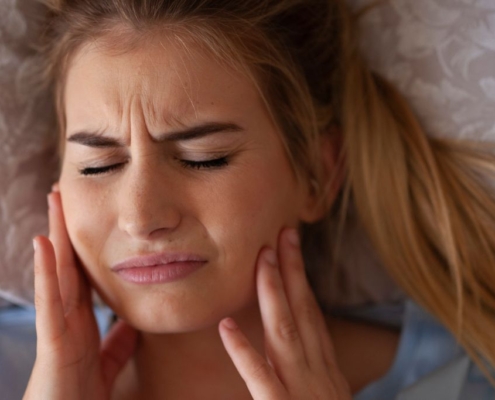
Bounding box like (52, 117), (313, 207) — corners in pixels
(0, 0), (57, 306)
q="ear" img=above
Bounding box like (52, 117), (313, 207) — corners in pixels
(298, 129), (345, 223)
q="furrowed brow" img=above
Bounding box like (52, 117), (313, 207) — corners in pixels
(162, 122), (244, 141)
(66, 122), (244, 148)
(66, 132), (124, 148)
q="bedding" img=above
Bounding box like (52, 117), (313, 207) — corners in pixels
(0, 0), (58, 305)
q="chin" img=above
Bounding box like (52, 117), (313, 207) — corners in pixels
(107, 288), (257, 334)
(127, 307), (222, 334)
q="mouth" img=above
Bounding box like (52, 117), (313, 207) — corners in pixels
(111, 252), (208, 284)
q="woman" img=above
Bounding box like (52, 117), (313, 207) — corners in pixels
(24, 0), (495, 399)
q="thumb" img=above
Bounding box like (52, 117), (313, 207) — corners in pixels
(100, 319), (138, 390)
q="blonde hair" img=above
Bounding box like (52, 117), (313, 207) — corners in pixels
(39, 0), (495, 385)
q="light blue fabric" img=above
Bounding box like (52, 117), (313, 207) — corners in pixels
(347, 299), (495, 400)
(396, 355), (471, 400)
(1, 299), (494, 399)
(0, 307), (37, 400)
(0, 305), (113, 400)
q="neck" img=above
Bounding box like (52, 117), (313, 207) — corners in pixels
(119, 301), (265, 400)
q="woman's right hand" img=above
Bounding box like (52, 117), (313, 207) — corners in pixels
(23, 189), (138, 400)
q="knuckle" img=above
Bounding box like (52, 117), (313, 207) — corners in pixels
(250, 359), (273, 382)
(277, 317), (300, 342)
(34, 260), (45, 277)
(37, 328), (68, 356)
(300, 301), (319, 326)
(34, 291), (62, 311)
(232, 337), (251, 354)
(264, 272), (282, 292)
(304, 374), (341, 400)
(34, 294), (44, 309)
(62, 296), (79, 314)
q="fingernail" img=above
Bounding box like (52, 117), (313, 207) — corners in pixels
(222, 318), (238, 330)
(33, 238), (37, 251)
(264, 248), (277, 265)
(51, 183), (60, 192)
(286, 228), (299, 247)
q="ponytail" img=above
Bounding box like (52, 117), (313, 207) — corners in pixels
(341, 33), (495, 383)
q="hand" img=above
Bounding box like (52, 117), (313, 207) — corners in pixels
(218, 228), (352, 399)
(24, 188), (137, 400)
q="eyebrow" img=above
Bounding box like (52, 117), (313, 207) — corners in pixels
(66, 122), (245, 148)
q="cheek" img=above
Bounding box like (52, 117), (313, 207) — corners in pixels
(60, 181), (112, 275)
(203, 154), (299, 272)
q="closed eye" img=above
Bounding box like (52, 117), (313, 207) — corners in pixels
(78, 156), (230, 176)
(179, 157), (229, 170)
(79, 163), (124, 176)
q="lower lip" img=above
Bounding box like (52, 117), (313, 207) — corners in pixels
(113, 261), (206, 284)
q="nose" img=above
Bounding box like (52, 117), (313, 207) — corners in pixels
(117, 159), (182, 240)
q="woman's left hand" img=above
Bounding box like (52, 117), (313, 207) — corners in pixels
(218, 227), (352, 399)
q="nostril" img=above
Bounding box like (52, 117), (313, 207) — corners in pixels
(116, 168), (183, 239)
(118, 207), (182, 240)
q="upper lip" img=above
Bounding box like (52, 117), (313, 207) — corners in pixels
(111, 252), (207, 271)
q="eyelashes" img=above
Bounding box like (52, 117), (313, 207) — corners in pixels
(78, 156), (230, 176)
(79, 163), (123, 176)
(180, 157), (229, 170)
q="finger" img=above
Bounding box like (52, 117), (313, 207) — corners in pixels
(33, 236), (67, 345)
(314, 305), (339, 373)
(257, 247), (307, 385)
(48, 191), (86, 313)
(100, 319), (138, 390)
(219, 318), (286, 400)
(278, 228), (337, 371)
(52, 181), (60, 192)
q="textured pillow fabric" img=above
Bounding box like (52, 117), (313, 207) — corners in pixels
(1, 0), (494, 307)
(311, 0), (495, 308)
(354, 0), (495, 143)
(0, 0), (57, 306)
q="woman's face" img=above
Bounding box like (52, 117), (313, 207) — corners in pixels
(60, 32), (317, 333)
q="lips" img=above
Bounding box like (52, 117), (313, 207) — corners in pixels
(111, 252), (208, 284)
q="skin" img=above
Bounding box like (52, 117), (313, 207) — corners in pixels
(60, 34), (318, 334)
(24, 29), (400, 400)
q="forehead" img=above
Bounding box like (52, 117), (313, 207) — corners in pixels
(63, 31), (264, 132)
